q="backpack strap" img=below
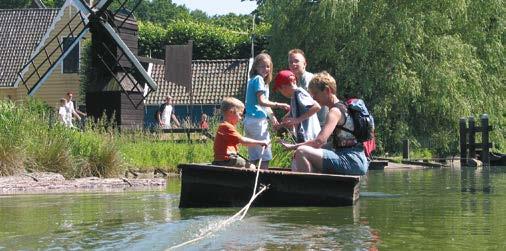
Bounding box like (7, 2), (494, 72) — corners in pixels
(334, 102), (352, 133)
(331, 101), (358, 149)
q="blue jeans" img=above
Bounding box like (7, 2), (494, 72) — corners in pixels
(322, 145), (369, 175)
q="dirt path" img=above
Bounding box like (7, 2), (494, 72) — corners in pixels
(0, 172), (166, 195)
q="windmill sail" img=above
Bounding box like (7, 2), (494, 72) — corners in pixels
(100, 20), (156, 91)
(16, 0), (157, 108)
(16, 3), (90, 96)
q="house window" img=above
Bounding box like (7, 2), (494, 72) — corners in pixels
(62, 37), (79, 73)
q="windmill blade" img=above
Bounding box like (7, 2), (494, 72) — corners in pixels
(110, 0), (143, 30)
(17, 8), (90, 96)
(94, 0), (116, 17)
(99, 20), (157, 91)
(75, 0), (93, 14)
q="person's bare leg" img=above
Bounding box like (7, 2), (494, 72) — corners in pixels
(292, 149), (310, 172)
(292, 145), (324, 172)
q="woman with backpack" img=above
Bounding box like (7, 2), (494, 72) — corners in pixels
(280, 71), (369, 175)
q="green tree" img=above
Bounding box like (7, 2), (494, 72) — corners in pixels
(138, 21), (168, 58)
(210, 13), (254, 32)
(190, 9), (209, 22)
(109, 0), (191, 25)
(139, 20), (251, 59)
(41, 0), (65, 8)
(0, 0), (30, 9)
(264, 0), (505, 155)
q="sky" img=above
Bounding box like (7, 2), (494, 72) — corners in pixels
(171, 0), (258, 16)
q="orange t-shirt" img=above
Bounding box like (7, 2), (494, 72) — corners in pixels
(213, 122), (242, 161)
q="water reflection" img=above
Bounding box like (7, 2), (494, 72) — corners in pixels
(2, 166), (506, 250)
(168, 202), (380, 250)
(0, 192), (180, 250)
(460, 166), (492, 194)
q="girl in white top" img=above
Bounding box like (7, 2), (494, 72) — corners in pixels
(244, 53), (290, 169)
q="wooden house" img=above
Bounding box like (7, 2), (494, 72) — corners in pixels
(144, 57), (251, 127)
(0, 1), (88, 108)
(1, 0), (155, 130)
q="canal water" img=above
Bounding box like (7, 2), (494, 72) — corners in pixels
(1, 166), (506, 250)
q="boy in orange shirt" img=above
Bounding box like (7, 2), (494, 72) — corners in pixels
(213, 97), (269, 167)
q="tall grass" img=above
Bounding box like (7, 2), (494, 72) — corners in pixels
(0, 99), (294, 177)
(0, 101), (36, 175)
(0, 99), (124, 178)
(118, 116), (294, 172)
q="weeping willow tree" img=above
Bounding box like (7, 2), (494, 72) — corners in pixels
(261, 0), (505, 155)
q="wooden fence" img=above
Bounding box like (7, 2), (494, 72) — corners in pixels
(460, 114), (493, 166)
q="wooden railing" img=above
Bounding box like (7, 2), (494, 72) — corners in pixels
(160, 128), (213, 142)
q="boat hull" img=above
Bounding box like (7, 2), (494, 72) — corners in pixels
(178, 164), (361, 208)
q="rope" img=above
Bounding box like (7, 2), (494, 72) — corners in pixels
(168, 146), (268, 250)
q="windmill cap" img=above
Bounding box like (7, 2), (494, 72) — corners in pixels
(274, 70), (296, 91)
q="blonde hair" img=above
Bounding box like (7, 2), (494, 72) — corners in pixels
(288, 48), (306, 60)
(221, 97), (244, 113)
(249, 53), (273, 84)
(309, 71), (337, 94)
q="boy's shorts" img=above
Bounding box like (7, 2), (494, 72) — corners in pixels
(212, 154), (249, 168)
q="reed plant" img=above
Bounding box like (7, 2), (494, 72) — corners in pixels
(0, 100), (36, 175)
(0, 99), (124, 178)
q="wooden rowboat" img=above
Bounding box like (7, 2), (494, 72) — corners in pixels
(178, 163), (361, 208)
(490, 152), (506, 166)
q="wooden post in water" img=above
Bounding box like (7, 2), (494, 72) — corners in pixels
(481, 114), (490, 165)
(402, 139), (410, 160)
(468, 116), (476, 160)
(459, 117), (467, 167)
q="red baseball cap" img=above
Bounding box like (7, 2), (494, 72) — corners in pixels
(274, 70), (296, 91)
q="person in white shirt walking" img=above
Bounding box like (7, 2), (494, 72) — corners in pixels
(58, 98), (72, 127)
(65, 92), (86, 128)
(157, 95), (181, 129)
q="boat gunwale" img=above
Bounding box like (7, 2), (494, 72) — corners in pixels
(177, 163), (361, 182)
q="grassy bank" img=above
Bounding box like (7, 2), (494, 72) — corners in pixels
(2, 99), (469, 178)
(0, 100), (123, 178)
(117, 131), (293, 172)
(0, 100), (292, 177)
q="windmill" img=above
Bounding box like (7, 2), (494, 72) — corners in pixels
(16, 0), (157, 129)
